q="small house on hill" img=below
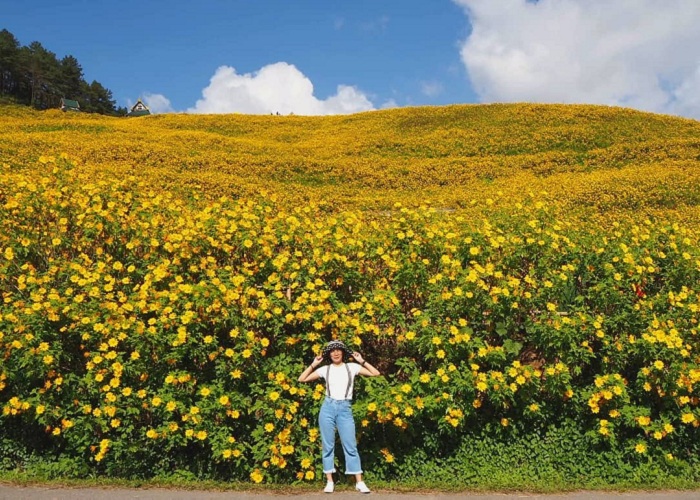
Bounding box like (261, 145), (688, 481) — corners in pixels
(128, 99), (151, 117)
(60, 98), (80, 112)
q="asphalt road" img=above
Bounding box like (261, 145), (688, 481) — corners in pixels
(2, 484), (700, 500)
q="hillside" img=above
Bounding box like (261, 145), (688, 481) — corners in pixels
(3, 102), (700, 484)
(2, 102), (700, 220)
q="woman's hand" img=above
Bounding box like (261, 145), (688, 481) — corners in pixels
(299, 354), (324, 382)
(353, 351), (381, 377)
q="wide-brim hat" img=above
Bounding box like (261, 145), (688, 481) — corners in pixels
(322, 340), (353, 362)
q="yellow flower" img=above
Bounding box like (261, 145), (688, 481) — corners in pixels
(635, 442), (647, 454)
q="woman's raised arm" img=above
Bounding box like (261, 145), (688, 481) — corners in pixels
(352, 351), (381, 377)
(298, 354), (324, 382)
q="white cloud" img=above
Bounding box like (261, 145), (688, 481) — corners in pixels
(381, 99), (399, 109)
(141, 93), (175, 114)
(360, 15), (390, 33)
(187, 62), (375, 115)
(669, 64), (700, 119)
(421, 80), (444, 98)
(454, 0), (700, 119)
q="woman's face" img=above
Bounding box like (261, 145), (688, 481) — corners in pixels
(329, 348), (343, 363)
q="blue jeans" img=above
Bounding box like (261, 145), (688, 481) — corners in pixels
(318, 398), (362, 475)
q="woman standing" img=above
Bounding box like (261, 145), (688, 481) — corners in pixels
(298, 340), (381, 494)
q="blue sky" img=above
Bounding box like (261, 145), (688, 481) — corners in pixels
(4, 1), (700, 119)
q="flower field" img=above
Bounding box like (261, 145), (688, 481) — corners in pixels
(2, 103), (700, 484)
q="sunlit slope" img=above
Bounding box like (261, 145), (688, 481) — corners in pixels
(2, 103), (700, 215)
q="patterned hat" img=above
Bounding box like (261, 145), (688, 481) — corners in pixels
(322, 340), (353, 362)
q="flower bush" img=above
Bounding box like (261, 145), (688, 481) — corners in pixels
(2, 103), (700, 483)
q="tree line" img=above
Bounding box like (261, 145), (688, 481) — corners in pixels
(0, 28), (127, 115)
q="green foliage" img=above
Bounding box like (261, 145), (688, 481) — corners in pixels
(0, 28), (119, 114)
(378, 421), (700, 489)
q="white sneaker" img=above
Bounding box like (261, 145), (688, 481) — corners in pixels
(355, 481), (371, 494)
(324, 481), (334, 493)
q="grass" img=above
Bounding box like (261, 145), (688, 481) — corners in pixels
(1, 470), (699, 494)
